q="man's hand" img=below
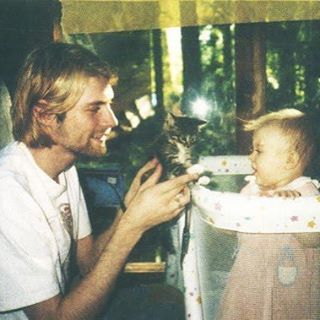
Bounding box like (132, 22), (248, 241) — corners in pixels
(124, 158), (161, 207)
(123, 159), (199, 233)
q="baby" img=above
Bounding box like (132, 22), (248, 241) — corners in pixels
(218, 108), (320, 320)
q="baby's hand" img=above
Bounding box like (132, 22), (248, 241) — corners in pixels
(260, 190), (301, 198)
(186, 164), (211, 186)
(273, 190), (301, 198)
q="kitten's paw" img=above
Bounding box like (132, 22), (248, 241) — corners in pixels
(187, 164), (205, 175)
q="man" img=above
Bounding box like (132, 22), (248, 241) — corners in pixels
(0, 43), (197, 319)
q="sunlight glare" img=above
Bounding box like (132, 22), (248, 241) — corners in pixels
(191, 97), (210, 119)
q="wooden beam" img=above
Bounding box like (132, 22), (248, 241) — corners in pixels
(124, 262), (165, 273)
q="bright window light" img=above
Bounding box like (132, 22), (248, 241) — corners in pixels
(135, 95), (155, 119)
(125, 111), (140, 128)
(191, 97), (210, 119)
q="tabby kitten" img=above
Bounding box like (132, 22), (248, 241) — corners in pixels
(154, 113), (206, 284)
(155, 113), (206, 179)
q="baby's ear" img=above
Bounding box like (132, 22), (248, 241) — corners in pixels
(286, 151), (300, 169)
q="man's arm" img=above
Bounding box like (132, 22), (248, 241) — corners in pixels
(24, 160), (198, 320)
(24, 215), (142, 320)
(76, 210), (122, 276)
(75, 159), (169, 275)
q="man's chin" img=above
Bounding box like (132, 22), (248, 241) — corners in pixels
(77, 145), (107, 160)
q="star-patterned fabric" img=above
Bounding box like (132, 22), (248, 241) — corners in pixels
(181, 156), (320, 319)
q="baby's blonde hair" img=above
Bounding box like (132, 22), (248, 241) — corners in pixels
(244, 108), (315, 171)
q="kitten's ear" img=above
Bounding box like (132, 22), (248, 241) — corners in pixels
(196, 118), (207, 126)
(164, 112), (176, 129)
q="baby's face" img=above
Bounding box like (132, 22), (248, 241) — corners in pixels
(249, 126), (296, 191)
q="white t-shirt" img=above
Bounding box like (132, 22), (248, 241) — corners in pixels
(0, 142), (92, 319)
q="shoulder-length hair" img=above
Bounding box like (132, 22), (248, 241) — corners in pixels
(12, 42), (116, 147)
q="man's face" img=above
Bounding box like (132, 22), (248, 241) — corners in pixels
(52, 77), (118, 159)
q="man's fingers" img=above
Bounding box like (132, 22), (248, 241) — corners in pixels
(134, 158), (159, 181)
(139, 163), (163, 191)
(157, 173), (199, 193)
(129, 159), (159, 194)
(169, 187), (191, 210)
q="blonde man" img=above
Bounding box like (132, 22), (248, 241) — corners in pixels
(0, 43), (197, 320)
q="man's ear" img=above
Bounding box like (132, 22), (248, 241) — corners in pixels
(32, 100), (56, 127)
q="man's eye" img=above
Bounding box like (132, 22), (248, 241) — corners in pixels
(90, 107), (100, 113)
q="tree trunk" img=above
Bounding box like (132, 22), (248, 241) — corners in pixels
(181, 26), (202, 113)
(304, 21), (320, 108)
(152, 29), (165, 118)
(222, 25), (233, 81)
(221, 24), (234, 105)
(235, 23), (266, 154)
(277, 25), (297, 107)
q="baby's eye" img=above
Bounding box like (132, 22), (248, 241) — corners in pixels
(250, 147), (261, 154)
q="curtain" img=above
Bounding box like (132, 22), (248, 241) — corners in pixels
(61, 0), (320, 34)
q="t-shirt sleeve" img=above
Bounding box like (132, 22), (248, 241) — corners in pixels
(0, 183), (60, 311)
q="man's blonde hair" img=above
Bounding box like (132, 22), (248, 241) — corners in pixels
(244, 108), (316, 171)
(12, 42), (116, 148)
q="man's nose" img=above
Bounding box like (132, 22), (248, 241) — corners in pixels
(101, 105), (118, 128)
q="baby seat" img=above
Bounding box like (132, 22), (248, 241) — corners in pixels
(182, 155), (320, 320)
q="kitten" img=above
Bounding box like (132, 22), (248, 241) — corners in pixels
(155, 113), (206, 179)
(153, 113), (206, 281)
(152, 112), (206, 259)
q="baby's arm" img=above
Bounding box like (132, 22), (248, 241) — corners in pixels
(284, 181), (320, 247)
(268, 189), (320, 247)
(242, 179), (320, 247)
